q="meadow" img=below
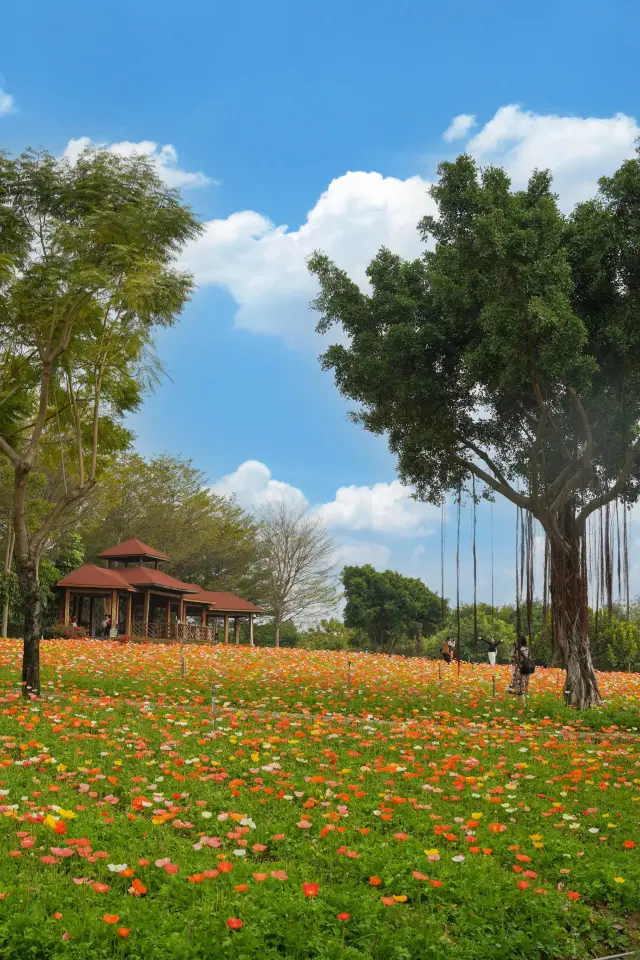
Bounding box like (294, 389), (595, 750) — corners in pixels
(0, 640), (638, 960)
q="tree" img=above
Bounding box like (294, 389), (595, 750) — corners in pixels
(259, 501), (337, 646)
(298, 618), (359, 651)
(78, 453), (266, 601)
(310, 149), (640, 708)
(342, 564), (442, 652)
(0, 148), (201, 695)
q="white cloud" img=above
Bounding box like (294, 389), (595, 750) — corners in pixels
(211, 460), (308, 511)
(333, 542), (391, 570)
(468, 105), (640, 210)
(443, 113), (476, 142)
(180, 171), (434, 346)
(316, 480), (440, 536)
(0, 87), (15, 116)
(63, 137), (213, 190)
(182, 104), (639, 346)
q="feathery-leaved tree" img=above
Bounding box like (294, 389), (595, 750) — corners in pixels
(0, 148), (201, 695)
(309, 149), (640, 709)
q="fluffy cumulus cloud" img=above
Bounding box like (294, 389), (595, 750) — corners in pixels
(63, 137), (213, 190)
(182, 104), (639, 346)
(442, 113), (476, 142)
(211, 460), (308, 511)
(0, 87), (15, 116)
(467, 105), (640, 210)
(180, 171), (434, 346)
(316, 480), (440, 536)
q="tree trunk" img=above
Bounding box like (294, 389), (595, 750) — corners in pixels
(14, 554), (41, 698)
(274, 621), (280, 648)
(548, 504), (600, 709)
(1, 526), (14, 638)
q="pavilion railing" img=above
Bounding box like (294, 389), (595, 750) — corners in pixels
(129, 620), (227, 644)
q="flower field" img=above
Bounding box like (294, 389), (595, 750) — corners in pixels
(0, 641), (639, 960)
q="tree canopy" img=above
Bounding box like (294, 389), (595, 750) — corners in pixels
(342, 564), (442, 653)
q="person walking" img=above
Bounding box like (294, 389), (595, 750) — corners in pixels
(507, 636), (535, 706)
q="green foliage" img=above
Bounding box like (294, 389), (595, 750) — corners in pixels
(342, 564), (443, 652)
(298, 618), (360, 651)
(77, 452), (266, 601)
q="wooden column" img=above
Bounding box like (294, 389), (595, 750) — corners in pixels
(200, 606), (206, 628)
(234, 617), (240, 645)
(224, 614), (229, 644)
(249, 614), (254, 647)
(166, 601), (172, 640)
(63, 589), (71, 626)
(112, 591), (118, 632)
(126, 595), (132, 635)
(143, 589), (150, 638)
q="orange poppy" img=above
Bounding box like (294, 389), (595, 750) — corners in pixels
(226, 918), (243, 931)
(103, 914), (120, 924)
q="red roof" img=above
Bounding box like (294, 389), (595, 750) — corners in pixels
(56, 564), (135, 591)
(97, 538), (169, 561)
(184, 587), (264, 613)
(117, 567), (199, 593)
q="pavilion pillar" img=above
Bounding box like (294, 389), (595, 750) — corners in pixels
(224, 615), (229, 644)
(125, 595), (132, 636)
(166, 600), (172, 640)
(111, 590), (118, 632)
(234, 617), (240, 645)
(249, 614), (254, 647)
(89, 597), (95, 637)
(143, 589), (150, 638)
(63, 589), (71, 626)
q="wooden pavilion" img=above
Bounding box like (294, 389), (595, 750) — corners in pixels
(56, 537), (264, 644)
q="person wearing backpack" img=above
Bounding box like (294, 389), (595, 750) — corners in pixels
(508, 636), (535, 706)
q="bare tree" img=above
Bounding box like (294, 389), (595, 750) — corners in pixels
(259, 501), (337, 646)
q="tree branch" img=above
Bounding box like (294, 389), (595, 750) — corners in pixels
(31, 481), (96, 554)
(576, 436), (640, 531)
(452, 452), (532, 512)
(0, 434), (20, 467)
(548, 388), (594, 514)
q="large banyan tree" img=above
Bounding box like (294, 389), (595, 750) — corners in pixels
(309, 149), (640, 709)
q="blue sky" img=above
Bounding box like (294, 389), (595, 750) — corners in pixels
(2, 0), (639, 606)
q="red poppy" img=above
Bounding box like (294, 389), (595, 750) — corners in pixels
(623, 840), (635, 850)
(430, 879), (442, 888)
(234, 884), (249, 892)
(53, 912), (63, 920)
(226, 918), (243, 931)
(103, 915), (120, 924)
(381, 896), (395, 906)
(92, 883), (110, 894)
(369, 877), (381, 886)
(117, 929), (130, 938)
(517, 881), (529, 891)
(567, 891), (580, 901)
(302, 883), (319, 897)
(337, 913), (350, 921)
(129, 879), (147, 896)
(218, 862), (233, 873)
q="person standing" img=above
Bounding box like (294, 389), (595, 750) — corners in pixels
(481, 637), (500, 666)
(507, 636), (534, 706)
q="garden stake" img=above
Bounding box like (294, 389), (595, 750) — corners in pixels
(492, 675), (496, 697)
